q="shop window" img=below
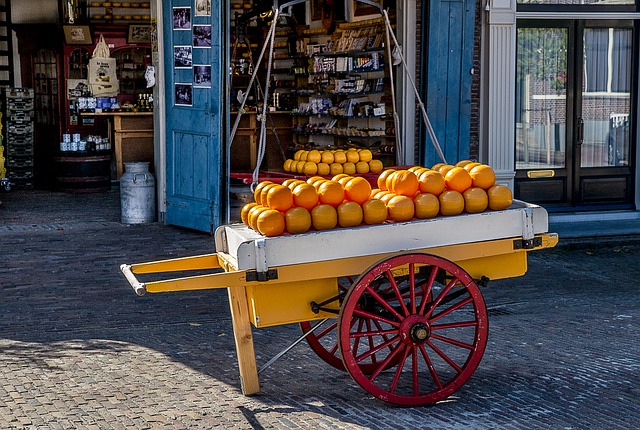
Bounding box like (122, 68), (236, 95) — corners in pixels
(33, 49), (59, 126)
(113, 47), (152, 97)
(584, 28), (631, 93)
(68, 48), (90, 80)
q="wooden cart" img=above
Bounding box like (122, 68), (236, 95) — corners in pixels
(121, 201), (558, 406)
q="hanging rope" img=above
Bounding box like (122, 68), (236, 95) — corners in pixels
(231, 25), (288, 168)
(383, 17), (402, 165)
(381, 9), (447, 164)
(252, 8), (280, 187)
(229, 15), (279, 150)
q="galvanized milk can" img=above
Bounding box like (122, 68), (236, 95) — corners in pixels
(120, 162), (156, 224)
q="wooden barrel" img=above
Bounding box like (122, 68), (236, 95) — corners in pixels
(54, 154), (111, 193)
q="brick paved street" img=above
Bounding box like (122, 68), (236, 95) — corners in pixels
(0, 189), (638, 429)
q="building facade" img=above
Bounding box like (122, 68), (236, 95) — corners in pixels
(6, 0), (639, 233)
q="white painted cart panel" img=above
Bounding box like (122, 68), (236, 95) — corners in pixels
(215, 200), (549, 272)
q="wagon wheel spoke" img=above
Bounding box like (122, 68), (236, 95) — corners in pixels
(352, 308), (400, 328)
(384, 269), (410, 316)
(338, 276), (355, 292)
(352, 317), (366, 362)
(371, 318), (399, 354)
(388, 344), (411, 393)
(426, 339), (463, 374)
(419, 344), (443, 390)
(418, 265), (439, 315)
(409, 263), (417, 314)
(338, 253), (488, 406)
(301, 276), (401, 374)
(366, 339), (406, 381)
(353, 332), (401, 366)
(379, 266), (430, 303)
(429, 333), (475, 350)
(430, 296), (474, 322)
(425, 277), (460, 318)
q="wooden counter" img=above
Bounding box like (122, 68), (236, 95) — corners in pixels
(92, 112), (154, 178)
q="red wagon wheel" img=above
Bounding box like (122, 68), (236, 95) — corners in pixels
(301, 272), (433, 373)
(338, 253), (488, 406)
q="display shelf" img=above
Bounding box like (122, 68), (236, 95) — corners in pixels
(228, 13), (396, 167)
(307, 69), (385, 76)
(89, 2), (151, 24)
(67, 48), (90, 81)
(113, 47), (152, 95)
(292, 112), (392, 119)
(311, 47), (386, 57)
(3, 88), (35, 189)
(293, 90), (386, 97)
(291, 24), (394, 161)
(293, 131), (394, 139)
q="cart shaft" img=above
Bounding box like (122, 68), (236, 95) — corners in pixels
(122, 233), (558, 297)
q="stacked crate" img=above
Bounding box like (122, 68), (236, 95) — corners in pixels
(3, 88), (35, 189)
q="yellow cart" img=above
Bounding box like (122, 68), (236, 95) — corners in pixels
(121, 200), (557, 406)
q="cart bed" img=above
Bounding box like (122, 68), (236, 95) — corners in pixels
(216, 200), (549, 272)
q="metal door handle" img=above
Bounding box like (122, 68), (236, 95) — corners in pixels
(577, 118), (584, 146)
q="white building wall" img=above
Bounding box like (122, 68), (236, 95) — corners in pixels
(484, 0), (516, 188)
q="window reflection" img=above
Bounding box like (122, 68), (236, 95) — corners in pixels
(581, 28), (631, 167)
(515, 27), (568, 169)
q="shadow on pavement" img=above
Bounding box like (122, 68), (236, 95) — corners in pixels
(0, 189), (638, 428)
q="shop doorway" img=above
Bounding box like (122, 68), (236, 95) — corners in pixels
(515, 20), (636, 211)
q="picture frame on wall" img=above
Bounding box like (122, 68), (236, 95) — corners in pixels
(348, 0), (382, 21)
(174, 46), (193, 69)
(194, 0), (211, 17)
(193, 65), (212, 88)
(192, 25), (212, 48)
(63, 25), (92, 45)
(175, 83), (193, 106)
(67, 79), (89, 98)
(128, 24), (152, 44)
(173, 7), (191, 30)
(309, 0), (322, 22)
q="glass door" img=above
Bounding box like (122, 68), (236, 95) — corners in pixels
(515, 23), (571, 205)
(515, 20), (636, 210)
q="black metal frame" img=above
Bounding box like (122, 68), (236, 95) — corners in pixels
(515, 19), (638, 211)
(517, 2), (639, 14)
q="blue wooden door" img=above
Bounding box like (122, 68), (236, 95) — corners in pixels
(163, 0), (224, 233)
(423, 0), (476, 166)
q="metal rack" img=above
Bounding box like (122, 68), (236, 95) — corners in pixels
(3, 88), (35, 189)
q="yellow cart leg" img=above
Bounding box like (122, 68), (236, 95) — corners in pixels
(227, 285), (260, 395)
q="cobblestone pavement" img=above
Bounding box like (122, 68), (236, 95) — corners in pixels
(0, 190), (638, 429)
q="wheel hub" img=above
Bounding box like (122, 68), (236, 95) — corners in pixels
(410, 322), (430, 342)
(400, 315), (431, 345)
